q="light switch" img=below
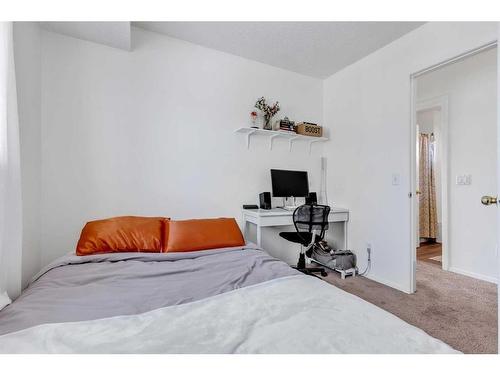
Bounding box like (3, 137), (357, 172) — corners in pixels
(392, 173), (400, 186)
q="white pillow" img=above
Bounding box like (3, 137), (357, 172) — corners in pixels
(0, 291), (11, 311)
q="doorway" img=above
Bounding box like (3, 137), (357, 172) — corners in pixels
(415, 97), (448, 271)
(411, 44), (498, 291)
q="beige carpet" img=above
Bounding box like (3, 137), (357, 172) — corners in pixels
(322, 261), (497, 354)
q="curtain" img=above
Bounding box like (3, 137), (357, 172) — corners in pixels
(419, 133), (438, 239)
(0, 22), (22, 302)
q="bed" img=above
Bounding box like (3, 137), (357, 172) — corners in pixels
(0, 244), (458, 353)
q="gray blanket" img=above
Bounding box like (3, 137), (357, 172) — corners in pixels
(0, 245), (298, 335)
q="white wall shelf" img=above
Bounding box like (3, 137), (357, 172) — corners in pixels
(235, 127), (328, 154)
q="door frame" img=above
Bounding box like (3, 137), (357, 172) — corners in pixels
(415, 95), (449, 272)
(409, 41), (497, 293)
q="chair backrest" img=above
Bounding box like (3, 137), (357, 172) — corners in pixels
(293, 204), (331, 241)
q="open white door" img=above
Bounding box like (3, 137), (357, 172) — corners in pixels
(497, 24), (500, 354)
(480, 169), (499, 352)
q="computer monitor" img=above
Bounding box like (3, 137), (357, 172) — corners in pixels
(270, 169), (309, 198)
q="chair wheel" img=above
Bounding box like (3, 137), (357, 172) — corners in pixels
(321, 271), (328, 277)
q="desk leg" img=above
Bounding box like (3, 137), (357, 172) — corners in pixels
(243, 220), (249, 241)
(256, 226), (262, 248)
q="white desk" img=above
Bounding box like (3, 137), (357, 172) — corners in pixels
(242, 207), (349, 249)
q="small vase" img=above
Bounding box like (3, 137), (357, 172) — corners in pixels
(263, 115), (272, 130)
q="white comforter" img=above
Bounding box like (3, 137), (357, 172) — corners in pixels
(0, 275), (459, 353)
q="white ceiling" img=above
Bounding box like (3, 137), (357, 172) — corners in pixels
(40, 22), (131, 51)
(134, 22), (424, 78)
(39, 22), (424, 78)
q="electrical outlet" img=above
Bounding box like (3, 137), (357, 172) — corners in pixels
(366, 242), (372, 261)
(456, 174), (472, 185)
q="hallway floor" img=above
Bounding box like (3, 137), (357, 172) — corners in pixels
(417, 241), (442, 265)
(322, 260), (498, 353)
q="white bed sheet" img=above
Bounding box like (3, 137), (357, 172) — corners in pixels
(0, 275), (459, 354)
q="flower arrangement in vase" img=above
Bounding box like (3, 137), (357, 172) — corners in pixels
(255, 97), (280, 130)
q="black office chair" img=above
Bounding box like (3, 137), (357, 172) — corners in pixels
(279, 204), (330, 277)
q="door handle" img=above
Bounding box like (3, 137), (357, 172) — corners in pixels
(481, 195), (498, 206)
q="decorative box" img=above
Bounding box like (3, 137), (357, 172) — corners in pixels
(296, 122), (323, 137)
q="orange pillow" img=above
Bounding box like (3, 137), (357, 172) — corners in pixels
(165, 218), (245, 253)
(76, 216), (169, 256)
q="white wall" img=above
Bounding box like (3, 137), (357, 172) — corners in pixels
(39, 27), (323, 267)
(13, 22), (41, 288)
(323, 22), (498, 292)
(417, 48), (497, 282)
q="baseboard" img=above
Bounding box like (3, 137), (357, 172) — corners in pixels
(448, 266), (498, 284)
(364, 273), (412, 294)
